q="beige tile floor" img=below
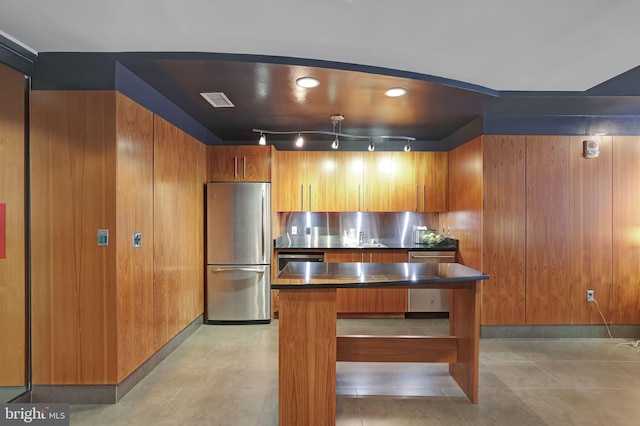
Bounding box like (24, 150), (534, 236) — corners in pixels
(70, 319), (640, 425)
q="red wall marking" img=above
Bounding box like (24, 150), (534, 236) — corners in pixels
(0, 203), (6, 259)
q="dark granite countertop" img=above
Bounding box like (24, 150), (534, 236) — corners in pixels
(272, 262), (488, 289)
(273, 236), (457, 251)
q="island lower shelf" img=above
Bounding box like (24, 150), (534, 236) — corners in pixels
(273, 262), (488, 426)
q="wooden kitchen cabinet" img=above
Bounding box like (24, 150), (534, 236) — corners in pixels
(208, 145), (271, 182)
(325, 249), (408, 314)
(414, 152), (448, 212)
(363, 152), (415, 212)
(273, 150), (306, 211)
(333, 151), (364, 211)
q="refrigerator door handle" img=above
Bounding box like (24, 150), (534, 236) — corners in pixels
(261, 188), (266, 262)
(209, 267), (266, 274)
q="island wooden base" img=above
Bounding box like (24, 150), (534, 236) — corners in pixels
(278, 281), (481, 426)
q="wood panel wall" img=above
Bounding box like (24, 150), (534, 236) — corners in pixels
(482, 135), (526, 325)
(612, 136), (640, 324)
(569, 136), (613, 324)
(446, 137), (483, 271)
(0, 63), (26, 386)
(153, 115), (205, 350)
(115, 93), (155, 381)
(31, 91), (118, 384)
(525, 136), (571, 324)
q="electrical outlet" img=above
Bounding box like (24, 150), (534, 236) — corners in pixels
(305, 226), (311, 236)
(291, 226), (297, 235)
(586, 290), (594, 302)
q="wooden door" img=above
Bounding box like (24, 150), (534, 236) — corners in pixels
(482, 135), (526, 325)
(273, 150), (306, 211)
(306, 151), (336, 211)
(237, 146), (271, 181)
(333, 152), (364, 211)
(612, 136), (640, 323)
(364, 152), (413, 212)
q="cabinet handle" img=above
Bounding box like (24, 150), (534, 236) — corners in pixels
(301, 184), (304, 211)
(415, 184), (419, 211)
(358, 184), (361, 211)
(309, 185), (312, 211)
(243, 156), (247, 178)
(234, 156), (238, 178)
(423, 185), (427, 211)
(367, 185), (370, 211)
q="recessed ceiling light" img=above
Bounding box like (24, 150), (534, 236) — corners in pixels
(385, 87), (407, 97)
(296, 77), (320, 88)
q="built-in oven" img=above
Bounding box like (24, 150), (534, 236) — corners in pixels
(277, 252), (325, 274)
(408, 250), (456, 313)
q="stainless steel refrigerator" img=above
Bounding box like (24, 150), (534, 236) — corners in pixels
(206, 182), (271, 324)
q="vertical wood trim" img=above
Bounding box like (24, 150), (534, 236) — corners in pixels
(612, 136), (640, 323)
(482, 135), (526, 325)
(0, 63), (26, 386)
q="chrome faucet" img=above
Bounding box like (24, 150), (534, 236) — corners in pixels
(359, 231), (364, 244)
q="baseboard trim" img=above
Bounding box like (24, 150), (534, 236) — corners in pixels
(31, 314), (203, 404)
(481, 324), (640, 339)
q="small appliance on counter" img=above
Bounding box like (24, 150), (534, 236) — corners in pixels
(206, 182), (271, 324)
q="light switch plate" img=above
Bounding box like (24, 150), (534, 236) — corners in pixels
(132, 232), (142, 248)
(97, 229), (109, 247)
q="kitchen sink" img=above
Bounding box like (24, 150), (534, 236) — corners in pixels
(341, 242), (388, 248)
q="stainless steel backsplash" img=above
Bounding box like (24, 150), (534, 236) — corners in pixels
(277, 212), (439, 246)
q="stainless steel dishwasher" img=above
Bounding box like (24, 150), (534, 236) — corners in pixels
(408, 251), (456, 313)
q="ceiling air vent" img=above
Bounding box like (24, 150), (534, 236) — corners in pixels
(200, 92), (235, 108)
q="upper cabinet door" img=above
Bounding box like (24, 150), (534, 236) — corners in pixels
(306, 151), (337, 212)
(333, 152), (364, 212)
(363, 152), (414, 212)
(208, 146), (271, 182)
(273, 150), (306, 212)
(414, 152), (448, 212)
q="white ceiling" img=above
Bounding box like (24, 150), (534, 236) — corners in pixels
(1, 0), (640, 92)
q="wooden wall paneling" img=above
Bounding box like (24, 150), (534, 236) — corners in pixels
(447, 137), (483, 271)
(525, 136), (571, 324)
(612, 136), (640, 324)
(153, 115), (204, 350)
(0, 63), (26, 386)
(115, 93), (155, 381)
(482, 135), (526, 325)
(30, 91), (118, 384)
(569, 136), (613, 324)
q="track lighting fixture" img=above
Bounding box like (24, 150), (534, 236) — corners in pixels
(258, 133), (266, 146)
(253, 113), (415, 151)
(331, 137), (339, 150)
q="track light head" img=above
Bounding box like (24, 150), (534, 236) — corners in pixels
(368, 141), (375, 152)
(295, 134), (304, 147)
(404, 142), (411, 152)
(258, 133), (266, 146)
(331, 137), (339, 150)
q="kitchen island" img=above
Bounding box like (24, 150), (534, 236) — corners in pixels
(272, 262), (489, 426)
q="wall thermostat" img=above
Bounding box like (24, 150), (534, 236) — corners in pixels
(583, 140), (600, 159)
